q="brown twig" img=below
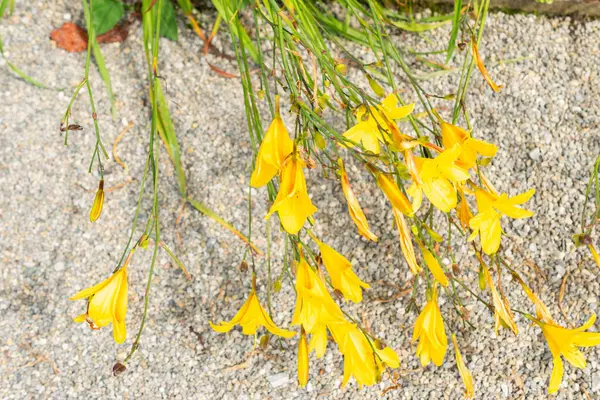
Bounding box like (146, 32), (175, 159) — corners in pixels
(112, 121), (134, 170)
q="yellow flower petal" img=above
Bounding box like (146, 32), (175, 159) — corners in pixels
(376, 171), (414, 216)
(298, 330), (309, 387)
(452, 334), (475, 399)
(89, 179), (104, 222)
(338, 159), (378, 242)
(421, 247), (449, 287)
(250, 113), (294, 188)
(393, 208), (421, 275)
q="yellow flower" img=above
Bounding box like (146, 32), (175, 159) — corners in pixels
(481, 263), (518, 335)
(291, 254), (344, 333)
(298, 329), (309, 387)
(329, 321), (400, 387)
(468, 188), (535, 255)
(314, 237), (370, 303)
(408, 145), (470, 213)
(250, 97), (294, 188)
(374, 168), (414, 216)
(413, 284), (447, 367)
(342, 94), (414, 154)
(420, 246), (449, 287)
(89, 179), (104, 222)
(266, 154), (317, 235)
(70, 264), (128, 344)
(590, 244), (600, 270)
(472, 40), (503, 93)
(537, 314), (600, 394)
(441, 122), (497, 169)
(338, 159), (378, 242)
(210, 285), (295, 338)
(393, 208), (421, 275)
(452, 334), (475, 399)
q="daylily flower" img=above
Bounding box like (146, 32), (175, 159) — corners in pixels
(342, 94), (414, 154)
(472, 40), (503, 93)
(250, 97), (294, 188)
(468, 188), (535, 255)
(441, 122), (497, 170)
(308, 323), (329, 358)
(70, 264), (129, 344)
(210, 284), (295, 338)
(413, 284), (448, 367)
(292, 253), (345, 334)
(452, 334), (475, 399)
(393, 208), (421, 275)
(536, 314), (600, 394)
(420, 246), (449, 287)
(481, 263), (518, 335)
(266, 154), (317, 235)
(408, 145), (470, 213)
(338, 159), (378, 242)
(329, 321), (400, 387)
(298, 329), (309, 387)
(90, 179), (104, 222)
(373, 168), (414, 216)
(313, 236), (370, 303)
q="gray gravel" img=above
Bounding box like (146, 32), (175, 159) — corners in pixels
(1, 2), (600, 399)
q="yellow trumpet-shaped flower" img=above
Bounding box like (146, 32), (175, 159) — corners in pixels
(70, 264), (129, 344)
(266, 155), (317, 235)
(536, 314), (600, 394)
(468, 188), (535, 255)
(298, 329), (309, 387)
(250, 97), (294, 188)
(452, 334), (475, 399)
(342, 94), (414, 154)
(441, 122), (497, 170)
(408, 145), (470, 213)
(373, 168), (414, 216)
(313, 237), (370, 303)
(89, 179), (104, 222)
(481, 263), (518, 335)
(292, 254), (344, 334)
(393, 208), (421, 275)
(338, 159), (378, 242)
(210, 285), (295, 338)
(420, 246), (449, 287)
(413, 284), (448, 367)
(329, 321), (400, 387)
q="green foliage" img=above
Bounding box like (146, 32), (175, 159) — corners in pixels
(160, 0), (179, 41)
(92, 0), (124, 35)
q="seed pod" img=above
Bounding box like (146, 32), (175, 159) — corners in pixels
(239, 260), (249, 273)
(112, 362), (127, 376)
(90, 179), (104, 222)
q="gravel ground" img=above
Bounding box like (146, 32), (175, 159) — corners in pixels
(1, 2), (600, 399)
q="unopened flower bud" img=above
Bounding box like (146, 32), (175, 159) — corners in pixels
(90, 179), (104, 222)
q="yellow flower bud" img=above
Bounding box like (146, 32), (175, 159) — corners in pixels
(90, 179), (104, 222)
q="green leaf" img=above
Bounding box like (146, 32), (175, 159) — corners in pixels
(160, 0), (178, 41)
(176, 0), (192, 15)
(446, 0), (463, 64)
(388, 19), (449, 33)
(92, 0), (124, 36)
(91, 39), (116, 118)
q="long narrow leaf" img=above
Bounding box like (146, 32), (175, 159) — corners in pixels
(446, 0), (462, 63)
(188, 197), (263, 256)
